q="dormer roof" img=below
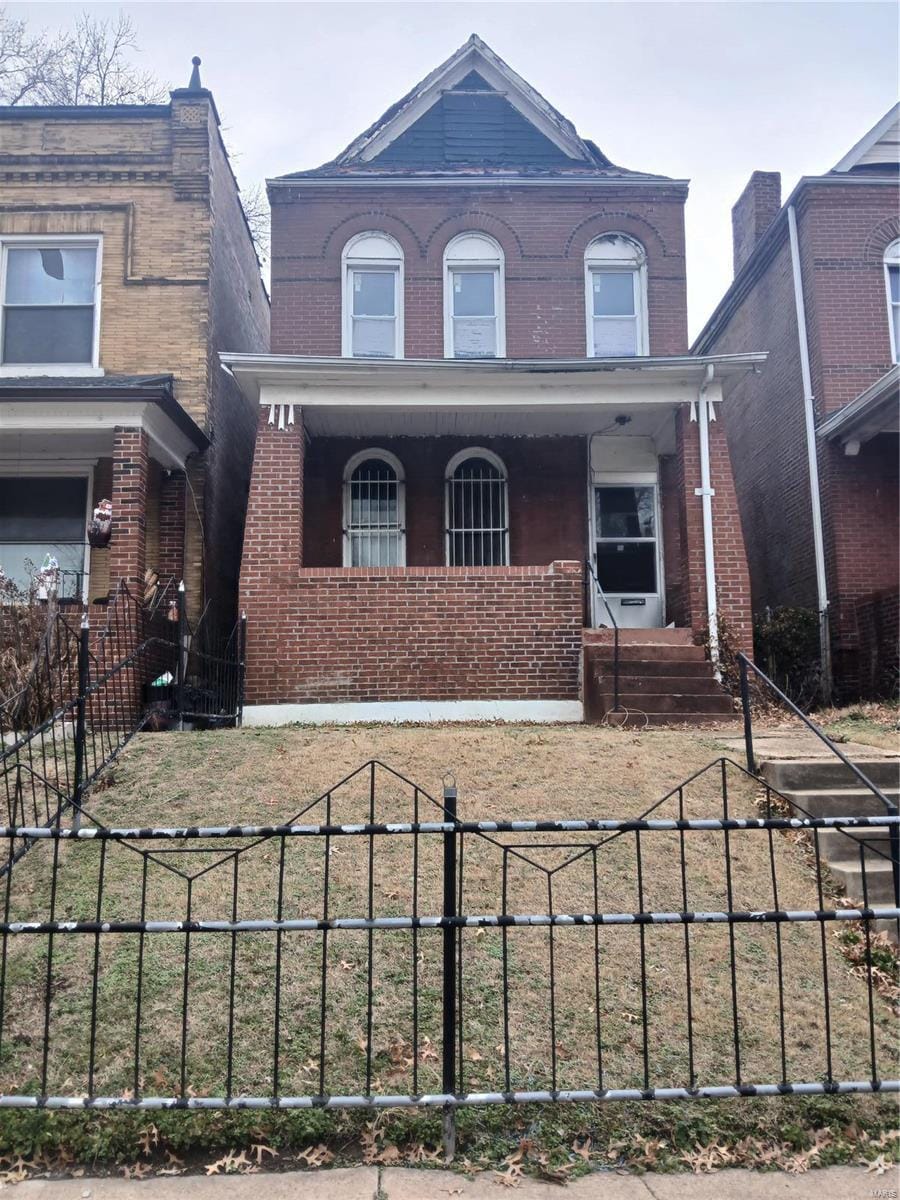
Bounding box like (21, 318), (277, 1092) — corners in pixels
(831, 101), (900, 173)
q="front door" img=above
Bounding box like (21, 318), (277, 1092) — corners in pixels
(592, 484), (663, 628)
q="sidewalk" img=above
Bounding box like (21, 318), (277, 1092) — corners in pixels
(9, 1165), (888, 1198)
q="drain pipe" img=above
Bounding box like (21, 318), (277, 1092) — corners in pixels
(787, 204), (832, 699)
(697, 363), (719, 672)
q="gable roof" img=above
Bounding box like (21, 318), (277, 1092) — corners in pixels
(274, 35), (673, 183)
(831, 101), (900, 173)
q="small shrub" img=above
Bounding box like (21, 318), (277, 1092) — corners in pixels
(753, 606), (822, 707)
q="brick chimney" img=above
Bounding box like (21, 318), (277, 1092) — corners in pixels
(731, 171), (782, 276)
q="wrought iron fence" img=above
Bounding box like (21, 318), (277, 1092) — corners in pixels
(0, 758), (894, 1126)
(1, 583), (246, 870)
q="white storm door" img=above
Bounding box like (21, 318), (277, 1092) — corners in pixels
(592, 484), (663, 628)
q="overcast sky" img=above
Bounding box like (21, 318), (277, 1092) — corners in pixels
(16, 1), (900, 338)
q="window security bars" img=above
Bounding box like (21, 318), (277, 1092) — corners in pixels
(446, 456), (508, 567)
(0, 758), (894, 1112)
(344, 459), (404, 567)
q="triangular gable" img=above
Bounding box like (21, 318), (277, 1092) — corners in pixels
(334, 34), (602, 168)
(832, 102), (900, 172)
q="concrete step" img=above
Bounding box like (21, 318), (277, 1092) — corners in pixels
(815, 825), (893, 858)
(594, 672), (725, 696)
(827, 858), (897, 906)
(600, 691), (736, 715)
(590, 657), (713, 678)
(606, 710), (741, 728)
(589, 643), (708, 663)
(583, 628), (694, 646)
(779, 788), (900, 820)
(763, 758), (900, 793)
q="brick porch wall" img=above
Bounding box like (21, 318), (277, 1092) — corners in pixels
(243, 561), (583, 706)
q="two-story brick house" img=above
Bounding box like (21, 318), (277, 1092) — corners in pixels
(0, 59), (269, 624)
(694, 103), (899, 699)
(226, 36), (759, 725)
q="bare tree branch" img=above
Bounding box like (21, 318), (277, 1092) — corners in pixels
(239, 183), (271, 266)
(0, 8), (168, 106)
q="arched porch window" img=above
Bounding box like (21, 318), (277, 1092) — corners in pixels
(445, 449), (509, 566)
(343, 450), (405, 566)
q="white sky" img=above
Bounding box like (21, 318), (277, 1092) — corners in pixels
(16, 1), (900, 339)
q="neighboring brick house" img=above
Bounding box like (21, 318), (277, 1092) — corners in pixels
(0, 59), (269, 624)
(225, 36), (759, 724)
(694, 103), (899, 699)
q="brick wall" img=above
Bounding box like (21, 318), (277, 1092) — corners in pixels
(0, 101), (269, 621)
(244, 561), (584, 706)
(269, 182), (688, 358)
(854, 589), (899, 699)
(696, 175), (899, 689)
(107, 427), (149, 590)
(303, 435), (587, 567)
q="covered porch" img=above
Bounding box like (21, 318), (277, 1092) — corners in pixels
(0, 376), (207, 608)
(226, 354), (760, 722)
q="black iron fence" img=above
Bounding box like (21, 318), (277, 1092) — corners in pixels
(1, 584), (245, 868)
(0, 758), (894, 1125)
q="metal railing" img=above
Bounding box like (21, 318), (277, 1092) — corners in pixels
(0, 757), (894, 1148)
(738, 651), (899, 905)
(586, 557), (621, 712)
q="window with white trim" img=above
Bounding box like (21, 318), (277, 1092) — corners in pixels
(885, 239), (900, 363)
(342, 233), (403, 359)
(584, 234), (648, 358)
(443, 233), (505, 359)
(1, 239), (100, 367)
(0, 475), (90, 600)
(343, 451), (406, 566)
(445, 449), (509, 566)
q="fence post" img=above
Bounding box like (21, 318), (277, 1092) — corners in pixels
(176, 581), (186, 731)
(237, 611), (247, 728)
(738, 654), (755, 775)
(442, 779), (458, 1162)
(71, 614), (90, 832)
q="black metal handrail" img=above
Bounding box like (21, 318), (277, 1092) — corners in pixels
(738, 651), (898, 904)
(586, 557), (621, 713)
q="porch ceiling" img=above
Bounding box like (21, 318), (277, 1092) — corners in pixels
(299, 400), (679, 443)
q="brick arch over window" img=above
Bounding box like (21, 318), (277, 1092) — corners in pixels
(863, 215), (900, 264)
(424, 211), (523, 262)
(564, 212), (670, 261)
(321, 211), (424, 259)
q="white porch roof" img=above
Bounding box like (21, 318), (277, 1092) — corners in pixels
(220, 352), (766, 440)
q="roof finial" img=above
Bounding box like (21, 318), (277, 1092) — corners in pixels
(188, 56), (202, 91)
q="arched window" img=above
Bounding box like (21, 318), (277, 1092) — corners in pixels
(584, 234), (648, 358)
(443, 233), (505, 359)
(445, 449), (509, 566)
(343, 450), (405, 566)
(342, 233), (403, 359)
(885, 239), (900, 363)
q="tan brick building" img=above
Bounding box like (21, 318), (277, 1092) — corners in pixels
(0, 59), (269, 623)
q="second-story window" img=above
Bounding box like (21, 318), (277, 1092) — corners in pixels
(444, 233), (505, 359)
(885, 239), (900, 363)
(1, 240), (99, 368)
(342, 232), (403, 359)
(585, 234), (648, 358)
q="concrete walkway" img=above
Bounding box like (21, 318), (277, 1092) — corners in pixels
(9, 1165), (889, 1198)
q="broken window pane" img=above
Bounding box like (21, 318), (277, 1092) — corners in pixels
(6, 247), (96, 306)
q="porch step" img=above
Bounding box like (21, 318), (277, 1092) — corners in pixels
(583, 628), (694, 647)
(815, 825), (892, 859)
(777, 787), (900, 820)
(827, 858), (896, 907)
(592, 658), (713, 678)
(596, 673), (725, 696)
(600, 710), (741, 728)
(589, 643), (708, 662)
(597, 691), (736, 715)
(763, 758), (900, 793)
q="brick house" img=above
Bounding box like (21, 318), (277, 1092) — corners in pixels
(0, 59), (269, 624)
(225, 36), (758, 724)
(693, 103), (899, 699)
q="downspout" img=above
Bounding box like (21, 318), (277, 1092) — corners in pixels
(696, 363), (719, 672)
(787, 204), (832, 699)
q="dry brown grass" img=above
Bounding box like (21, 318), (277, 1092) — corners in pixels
(0, 723), (895, 1105)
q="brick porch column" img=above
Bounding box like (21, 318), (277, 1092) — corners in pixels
(158, 469), (186, 582)
(108, 427), (149, 594)
(239, 405), (305, 703)
(674, 407), (753, 657)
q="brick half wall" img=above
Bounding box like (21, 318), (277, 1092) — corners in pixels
(243, 561), (584, 706)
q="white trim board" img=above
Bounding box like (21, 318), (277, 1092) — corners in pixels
(243, 700), (584, 727)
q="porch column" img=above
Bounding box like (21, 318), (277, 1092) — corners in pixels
(108, 427), (149, 594)
(239, 404), (305, 703)
(157, 469), (186, 582)
(674, 407), (753, 657)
